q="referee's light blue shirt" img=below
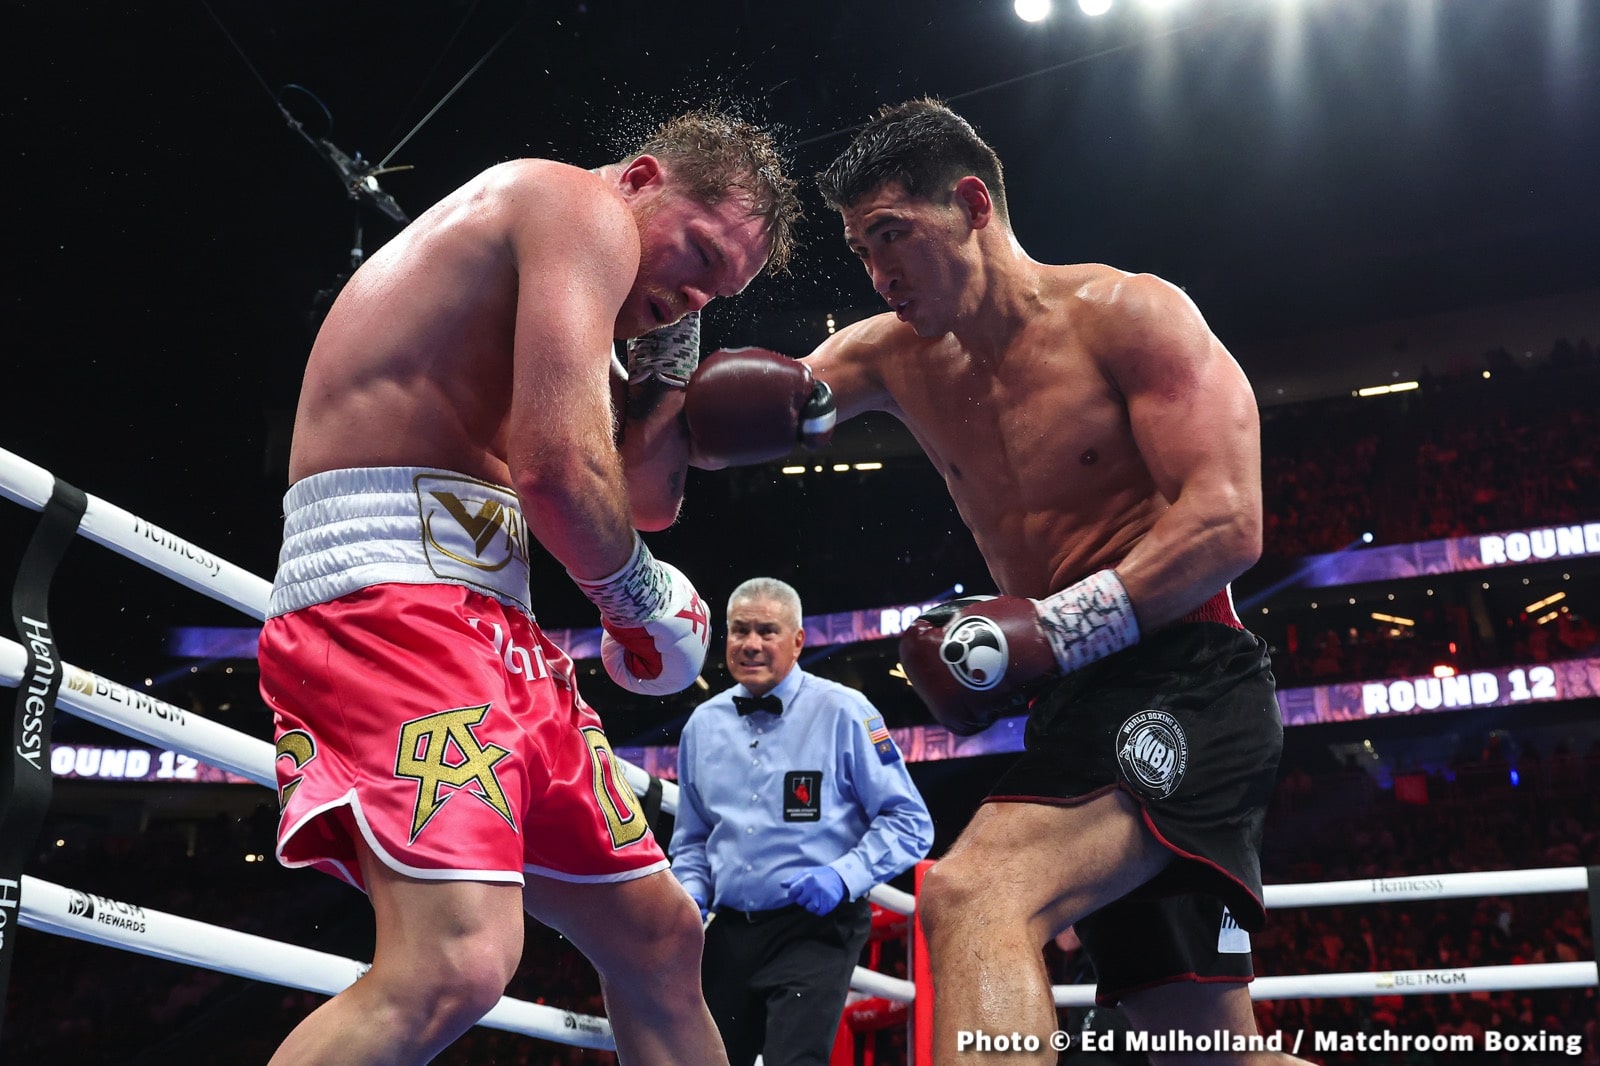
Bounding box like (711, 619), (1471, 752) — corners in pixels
(669, 667), (934, 913)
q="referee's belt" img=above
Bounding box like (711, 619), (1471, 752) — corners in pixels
(714, 899), (868, 923)
(714, 903), (808, 923)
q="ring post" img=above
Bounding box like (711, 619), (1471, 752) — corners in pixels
(911, 858), (934, 1066)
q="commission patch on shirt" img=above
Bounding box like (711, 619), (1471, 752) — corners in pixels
(863, 714), (900, 764)
(784, 771), (822, 821)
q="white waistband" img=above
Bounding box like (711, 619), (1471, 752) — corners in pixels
(268, 467), (533, 618)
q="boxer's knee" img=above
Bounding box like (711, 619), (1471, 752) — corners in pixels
(442, 934), (523, 1019)
(372, 932), (520, 1038)
(917, 856), (994, 942)
(590, 880), (706, 987)
(632, 887), (707, 974)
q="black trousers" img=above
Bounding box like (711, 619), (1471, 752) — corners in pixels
(701, 899), (872, 1066)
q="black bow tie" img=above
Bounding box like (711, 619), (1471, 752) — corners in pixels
(734, 694), (783, 717)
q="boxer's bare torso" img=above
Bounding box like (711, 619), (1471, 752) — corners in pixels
(807, 263), (1261, 623)
(289, 159), (631, 488)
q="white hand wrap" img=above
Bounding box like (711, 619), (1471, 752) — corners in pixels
(1034, 569), (1141, 675)
(571, 536), (710, 695)
(626, 310), (701, 388)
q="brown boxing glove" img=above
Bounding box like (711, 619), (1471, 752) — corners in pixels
(684, 348), (836, 466)
(898, 596), (1059, 736)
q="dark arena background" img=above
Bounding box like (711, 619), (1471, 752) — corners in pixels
(4, 1), (1598, 1063)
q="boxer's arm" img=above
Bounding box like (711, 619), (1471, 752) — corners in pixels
(800, 315), (899, 422)
(616, 314), (701, 529)
(505, 171), (640, 580)
(677, 315), (896, 469)
(1093, 273), (1263, 627)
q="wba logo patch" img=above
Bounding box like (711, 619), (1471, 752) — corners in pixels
(1115, 710), (1189, 799)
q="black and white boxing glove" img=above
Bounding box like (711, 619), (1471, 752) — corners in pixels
(684, 347), (836, 465)
(898, 572), (1142, 736)
(571, 536), (711, 695)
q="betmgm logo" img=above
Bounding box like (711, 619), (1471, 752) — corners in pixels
(1116, 710), (1189, 799)
(67, 890), (148, 934)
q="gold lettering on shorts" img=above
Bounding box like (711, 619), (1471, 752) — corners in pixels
(395, 704), (515, 842)
(275, 729), (316, 811)
(581, 726), (649, 848)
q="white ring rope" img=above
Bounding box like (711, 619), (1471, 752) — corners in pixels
(1050, 963), (1599, 1008)
(4, 445), (1596, 1025)
(17, 874), (615, 1049)
(1262, 867), (1594, 907)
(0, 639), (274, 787)
(0, 447), (271, 621)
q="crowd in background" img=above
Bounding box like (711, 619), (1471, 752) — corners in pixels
(3, 340), (1597, 1063)
(1260, 339), (1598, 559)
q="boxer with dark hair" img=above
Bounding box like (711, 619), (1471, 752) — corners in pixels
(259, 108), (799, 1066)
(682, 99), (1309, 1065)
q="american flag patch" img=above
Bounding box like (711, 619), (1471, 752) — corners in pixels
(864, 715), (900, 764)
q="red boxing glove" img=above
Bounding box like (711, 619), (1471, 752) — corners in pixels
(899, 572), (1142, 735)
(684, 348), (836, 466)
(898, 597), (1058, 736)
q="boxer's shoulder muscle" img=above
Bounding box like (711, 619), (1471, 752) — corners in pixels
(803, 313), (917, 420)
(495, 161), (639, 280)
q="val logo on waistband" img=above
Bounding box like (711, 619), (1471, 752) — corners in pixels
(416, 474), (529, 574)
(1115, 710), (1189, 799)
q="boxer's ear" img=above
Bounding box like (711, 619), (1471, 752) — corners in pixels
(953, 176), (993, 230)
(619, 154), (664, 192)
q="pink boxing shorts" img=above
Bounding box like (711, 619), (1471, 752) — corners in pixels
(259, 467), (666, 892)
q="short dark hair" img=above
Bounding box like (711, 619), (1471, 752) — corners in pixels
(631, 109), (803, 274)
(817, 98), (1009, 224)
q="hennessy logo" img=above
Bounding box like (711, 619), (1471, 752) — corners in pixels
(395, 704), (515, 842)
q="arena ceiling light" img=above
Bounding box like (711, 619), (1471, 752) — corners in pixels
(1078, 0), (1114, 14)
(1354, 381), (1420, 397)
(1525, 591), (1566, 613)
(1015, 0), (1053, 22)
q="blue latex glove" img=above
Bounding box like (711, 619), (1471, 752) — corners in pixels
(781, 866), (847, 915)
(691, 895), (711, 922)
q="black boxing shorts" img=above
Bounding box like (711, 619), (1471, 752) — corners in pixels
(984, 622), (1282, 1002)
